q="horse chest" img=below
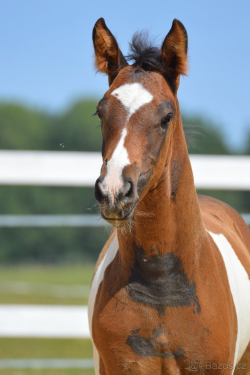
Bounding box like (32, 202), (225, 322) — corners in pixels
(92, 286), (227, 375)
(91, 242), (202, 333)
(127, 246), (201, 316)
(90, 244), (228, 374)
(89, 236), (243, 375)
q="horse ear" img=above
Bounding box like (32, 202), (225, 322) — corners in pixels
(92, 18), (128, 85)
(161, 19), (188, 92)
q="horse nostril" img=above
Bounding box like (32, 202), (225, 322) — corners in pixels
(94, 180), (105, 203)
(123, 181), (134, 200)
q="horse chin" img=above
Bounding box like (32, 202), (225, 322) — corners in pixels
(101, 206), (135, 228)
(101, 215), (129, 228)
(111, 219), (128, 228)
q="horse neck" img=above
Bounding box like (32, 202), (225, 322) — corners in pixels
(117, 117), (208, 271)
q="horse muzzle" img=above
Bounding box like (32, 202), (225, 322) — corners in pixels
(94, 177), (138, 227)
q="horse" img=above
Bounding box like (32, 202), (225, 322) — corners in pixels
(88, 18), (250, 375)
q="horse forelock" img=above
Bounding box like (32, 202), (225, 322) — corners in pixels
(126, 31), (175, 93)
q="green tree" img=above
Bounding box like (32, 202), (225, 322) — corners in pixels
(244, 127), (250, 155)
(182, 114), (230, 155)
(53, 99), (102, 152)
(0, 103), (52, 150)
(0, 100), (249, 264)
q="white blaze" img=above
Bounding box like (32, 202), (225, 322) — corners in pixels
(103, 128), (129, 200)
(102, 83), (153, 198)
(111, 82), (153, 116)
(208, 231), (250, 366)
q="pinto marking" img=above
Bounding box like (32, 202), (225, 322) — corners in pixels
(102, 83), (153, 200)
(102, 128), (130, 202)
(208, 231), (250, 365)
(111, 82), (153, 117)
(88, 233), (119, 375)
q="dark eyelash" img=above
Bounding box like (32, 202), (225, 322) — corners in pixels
(92, 110), (98, 117)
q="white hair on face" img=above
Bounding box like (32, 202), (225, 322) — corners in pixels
(103, 128), (129, 202)
(111, 82), (153, 116)
(101, 83), (153, 200)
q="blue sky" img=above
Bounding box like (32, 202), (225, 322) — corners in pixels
(0, 0), (250, 150)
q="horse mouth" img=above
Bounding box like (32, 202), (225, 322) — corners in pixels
(100, 202), (137, 228)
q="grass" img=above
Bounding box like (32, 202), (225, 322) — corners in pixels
(0, 294), (88, 306)
(0, 265), (95, 374)
(0, 265), (95, 305)
(0, 370), (94, 375)
(0, 339), (93, 359)
(0, 339), (94, 375)
(0, 265), (95, 285)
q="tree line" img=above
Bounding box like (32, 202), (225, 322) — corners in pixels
(0, 99), (249, 264)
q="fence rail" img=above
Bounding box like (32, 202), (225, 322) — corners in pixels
(0, 214), (108, 227)
(0, 151), (249, 227)
(0, 151), (250, 190)
(0, 151), (249, 361)
(0, 305), (90, 338)
(0, 214), (249, 226)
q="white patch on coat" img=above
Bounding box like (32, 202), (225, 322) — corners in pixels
(101, 83), (153, 199)
(111, 82), (153, 117)
(208, 231), (250, 365)
(88, 233), (119, 375)
(102, 128), (129, 203)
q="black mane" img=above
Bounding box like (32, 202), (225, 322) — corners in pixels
(126, 32), (174, 92)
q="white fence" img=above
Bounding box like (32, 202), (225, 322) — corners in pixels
(0, 151), (250, 189)
(0, 151), (249, 226)
(0, 213), (249, 226)
(0, 305), (89, 338)
(0, 151), (249, 362)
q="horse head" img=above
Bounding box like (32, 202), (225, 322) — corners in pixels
(93, 18), (188, 227)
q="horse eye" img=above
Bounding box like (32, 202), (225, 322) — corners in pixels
(92, 110), (102, 122)
(160, 113), (173, 130)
